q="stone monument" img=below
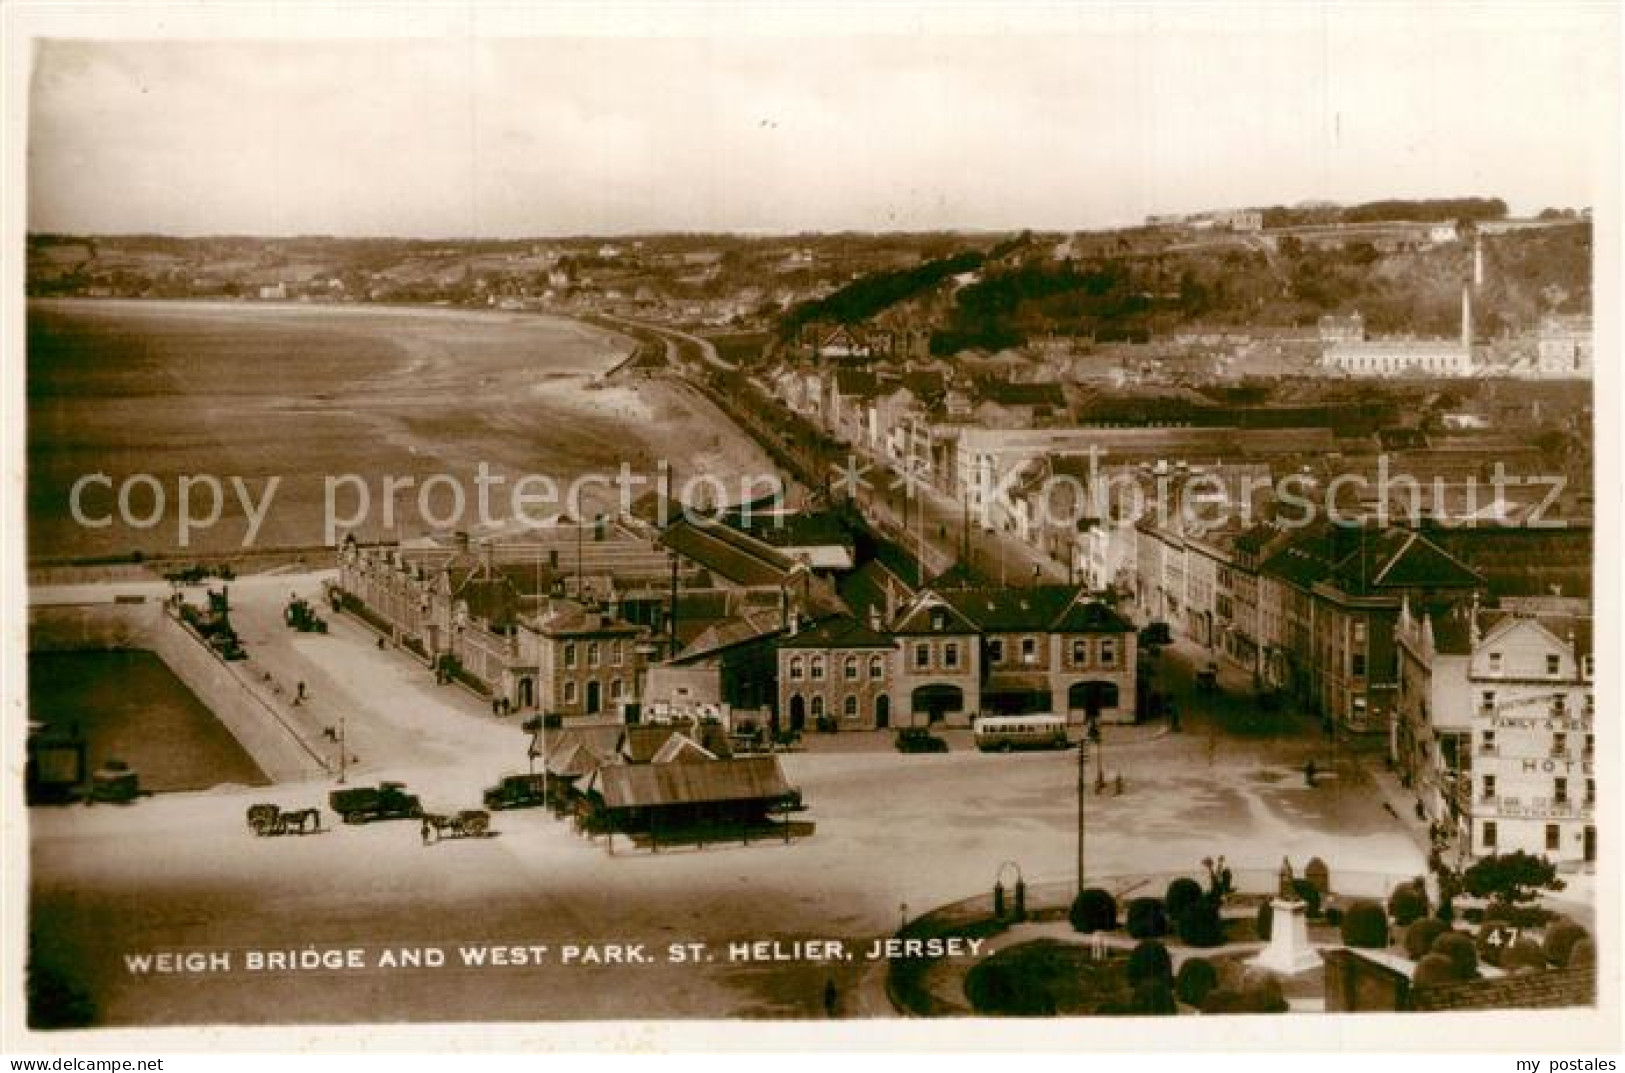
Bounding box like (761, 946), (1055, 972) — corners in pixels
(1251, 895), (1322, 976)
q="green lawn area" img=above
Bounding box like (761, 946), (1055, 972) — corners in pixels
(964, 940), (1136, 1016)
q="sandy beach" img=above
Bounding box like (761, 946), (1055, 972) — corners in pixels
(26, 299), (782, 559)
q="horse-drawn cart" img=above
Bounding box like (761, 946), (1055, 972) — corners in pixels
(423, 809), (491, 840)
(245, 802), (323, 836)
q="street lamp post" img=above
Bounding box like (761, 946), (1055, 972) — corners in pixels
(336, 715), (347, 785)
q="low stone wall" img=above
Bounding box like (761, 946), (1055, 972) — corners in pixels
(29, 601), (329, 784)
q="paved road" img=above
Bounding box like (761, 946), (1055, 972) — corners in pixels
(28, 573), (1427, 1027)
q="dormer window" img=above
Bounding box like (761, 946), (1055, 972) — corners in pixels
(1547, 654), (1561, 676)
(931, 610), (946, 631)
(1488, 652), (1502, 673)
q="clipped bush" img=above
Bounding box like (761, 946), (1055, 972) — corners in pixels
(1324, 905), (1344, 927)
(1475, 922), (1513, 968)
(1568, 938), (1596, 969)
(1388, 882), (1430, 927)
(1199, 987), (1247, 1015)
(1544, 921), (1589, 967)
(1126, 897), (1170, 939)
(1127, 940), (1173, 988)
(1341, 900), (1389, 949)
(1200, 974), (1286, 1014)
(1175, 957), (1219, 1008)
(1292, 878), (1323, 918)
(1244, 971), (1288, 1014)
(1133, 981), (1178, 1016)
(1483, 902), (1555, 928)
(1501, 939), (1551, 974)
(1177, 898), (1226, 948)
(1256, 901), (1274, 942)
(1431, 931), (1478, 980)
(1069, 887), (1118, 934)
(1164, 877), (1204, 922)
(1412, 952), (1459, 988)
(1404, 918), (1451, 960)
(1304, 857), (1331, 896)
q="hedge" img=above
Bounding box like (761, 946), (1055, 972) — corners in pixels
(1178, 899), (1226, 948)
(1403, 918), (1450, 960)
(1164, 877), (1204, 922)
(1431, 931), (1478, 979)
(1341, 900), (1389, 949)
(1388, 881), (1429, 926)
(1544, 921), (1589, 967)
(1133, 981), (1178, 1016)
(1256, 901), (1274, 942)
(1069, 888), (1118, 934)
(1175, 957), (1219, 1008)
(1127, 940), (1173, 988)
(1412, 952), (1459, 987)
(1126, 897), (1169, 939)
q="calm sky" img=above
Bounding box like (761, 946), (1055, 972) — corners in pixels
(24, 5), (1618, 237)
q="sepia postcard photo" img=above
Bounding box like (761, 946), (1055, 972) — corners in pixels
(2, 0), (1620, 1055)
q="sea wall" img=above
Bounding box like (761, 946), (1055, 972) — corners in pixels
(29, 601), (329, 784)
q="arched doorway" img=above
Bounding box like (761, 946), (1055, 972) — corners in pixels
(911, 684), (964, 724)
(1067, 680), (1119, 719)
(875, 694), (891, 729)
(789, 694), (806, 732)
(585, 680), (601, 715)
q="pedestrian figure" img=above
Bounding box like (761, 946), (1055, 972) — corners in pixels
(823, 979), (838, 1017)
(377, 637), (386, 650)
(296, 681), (306, 702)
(421, 818), (433, 847)
(1114, 774), (1124, 796)
(1304, 759), (1317, 787)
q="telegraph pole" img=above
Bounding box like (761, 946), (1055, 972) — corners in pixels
(337, 715), (348, 785)
(1076, 736), (1088, 895)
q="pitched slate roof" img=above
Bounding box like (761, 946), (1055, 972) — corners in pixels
(597, 755), (794, 810)
(977, 380), (1066, 409)
(834, 369), (882, 398)
(1363, 530), (1484, 591)
(890, 590), (983, 636)
(777, 615), (896, 650)
(724, 509), (854, 551)
(660, 518), (795, 588)
(890, 584), (1129, 635)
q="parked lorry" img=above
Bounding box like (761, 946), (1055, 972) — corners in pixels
(329, 781), (423, 824)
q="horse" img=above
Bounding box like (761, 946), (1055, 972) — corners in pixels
(275, 808), (322, 835)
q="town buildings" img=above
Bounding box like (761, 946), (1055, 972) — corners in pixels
(1395, 598), (1594, 865)
(1535, 314), (1593, 378)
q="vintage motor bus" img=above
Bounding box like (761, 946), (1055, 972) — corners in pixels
(972, 714), (1071, 752)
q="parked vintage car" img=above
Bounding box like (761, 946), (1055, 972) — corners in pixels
(482, 773), (550, 811)
(894, 727), (949, 754)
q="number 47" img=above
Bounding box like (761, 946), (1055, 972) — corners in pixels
(1485, 926), (1520, 947)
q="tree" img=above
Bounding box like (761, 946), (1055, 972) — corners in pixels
(1462, 851), (1565, 907)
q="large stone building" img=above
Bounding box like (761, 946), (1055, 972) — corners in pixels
(1395, 598), (1594, 866)
(777, 615), (897, 732)
(889, 585), (1137, 727)
(1535, 313), (1593, 378)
